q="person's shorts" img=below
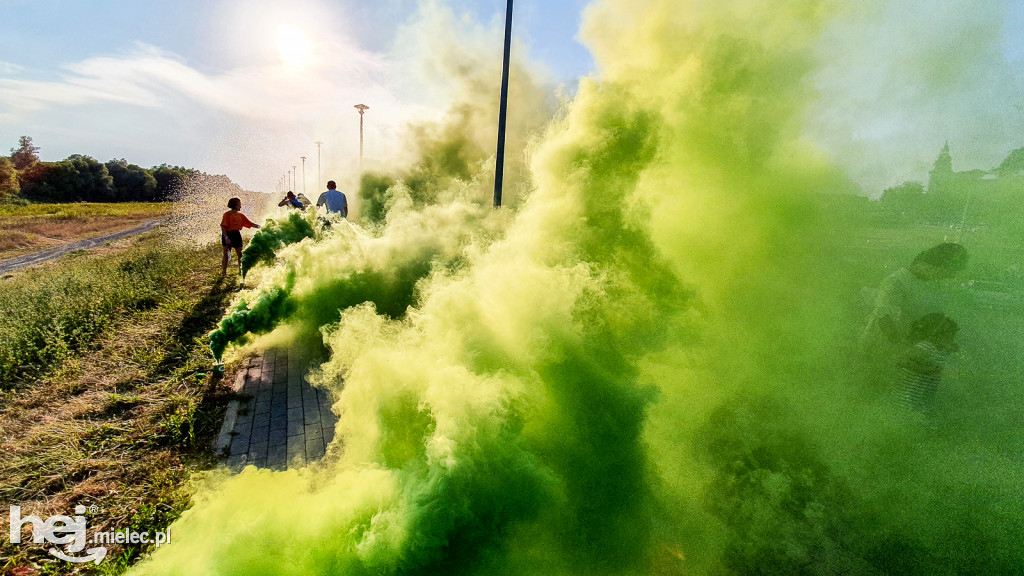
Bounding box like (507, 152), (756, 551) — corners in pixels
(222, 230), (243, 248)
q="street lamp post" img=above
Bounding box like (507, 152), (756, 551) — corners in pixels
(492, 0), (514, 208)
(301, 156), (307, 195)
(355, 104), (369, 167)
(292, 165), (297, 194)
(315, 141), (323, 191)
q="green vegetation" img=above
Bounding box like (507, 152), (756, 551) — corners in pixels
(3, 135), (250, 204)
(0, 201), (170, 219)
(0, 234), (195, 385)
(0, 202), (172, 258)
(0, 232), (238, 574)
(872, 143), (1024, 234)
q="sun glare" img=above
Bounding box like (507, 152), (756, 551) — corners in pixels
(276, 25), (312, 67)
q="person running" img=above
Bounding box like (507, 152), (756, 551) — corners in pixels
(278, 191), (305, 211)
(861, 242), (967, 356)
(893, 313), (959, 415)
(221, 197), (260, 275)
(316, 180), (348, 218)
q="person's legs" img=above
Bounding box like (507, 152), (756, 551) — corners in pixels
(234, 247), (243, 273)
(221, 246), (230, 275)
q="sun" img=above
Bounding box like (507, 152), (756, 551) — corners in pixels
(276, 25), (312, 67)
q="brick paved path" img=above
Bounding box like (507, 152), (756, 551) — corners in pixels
(217, 347), (338, 470)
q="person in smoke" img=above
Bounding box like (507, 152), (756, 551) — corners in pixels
(894, 313), (958, 415)
(861, 242), (967, 356)
(316, 180), (348, 218)
(278, 191), (305, 211)
(220, 197), (260, 275)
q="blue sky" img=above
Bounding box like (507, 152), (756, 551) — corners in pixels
(0, 0), (594, 190)
(0, 0), (594, 79)
(2, 0), (1024, 194)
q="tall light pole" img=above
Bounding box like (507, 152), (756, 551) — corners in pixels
(315, 141), (323, 191)
(292, 165), (297, 194)
(300, 156), (307, 195)
(287, 169), (292, 192)
(492, 0), (514, 208)
(355, 104), (369, 167)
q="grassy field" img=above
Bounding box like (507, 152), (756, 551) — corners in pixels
(0, 202), (172, 259)
(0, 230), (239, 575)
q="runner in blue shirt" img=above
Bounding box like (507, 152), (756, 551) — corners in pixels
(316, 180), (348, 218)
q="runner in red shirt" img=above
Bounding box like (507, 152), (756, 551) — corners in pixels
(221, 197), (260, 275)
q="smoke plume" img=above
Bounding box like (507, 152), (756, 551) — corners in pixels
(135, 1), (1024, 574)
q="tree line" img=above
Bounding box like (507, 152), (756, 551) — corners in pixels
(0, 136), (210, 203)
(874, 143), (1024, 230)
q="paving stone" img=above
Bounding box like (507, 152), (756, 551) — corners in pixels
(226, 453), (247, 470)
(234, 418), (253, 438)
(250, 426), (270, 445)
(220, 348), (339, 471)
(253, 412), (271, 430)
(304, 424), (324, 440)
(268, 427), (287, 447)
(229, 432), (250, 456)
(306, 436), (325, 459)
(236, 407), (254, 426)
(269, 413), (287, 432)
(267, 444), (287, 469)
(287, 434), (306, 460)
(303, 407), (321, 425)
(247, 442), (268, 461)
(287, 418), (305, 437)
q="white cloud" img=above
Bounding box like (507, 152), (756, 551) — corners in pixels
(0, 39), (436, 191)
(807, 0), (1024, 195)
(0, 61), (23, 75)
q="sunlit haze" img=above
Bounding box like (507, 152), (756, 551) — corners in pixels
(275, 26), (314, 67)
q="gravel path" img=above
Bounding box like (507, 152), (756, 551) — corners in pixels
(0, 219), (163, 275)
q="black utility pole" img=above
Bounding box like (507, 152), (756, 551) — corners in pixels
(493, 0), (514, 208)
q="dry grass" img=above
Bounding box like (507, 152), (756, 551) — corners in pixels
(0, 231), (32, 252)
(0, 233), (241, 575)
(0, 203), (172, 260)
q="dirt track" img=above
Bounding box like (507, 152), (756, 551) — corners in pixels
(0, 219), (163, 275)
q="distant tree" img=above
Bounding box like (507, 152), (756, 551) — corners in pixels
(19, 155), (114, 202)
(106, 159), (157, 201)
(152, 164), (200, 200)
(879, 181), (926, 223)
(996, 147), (1024, 177)
(17, 162), (59, 201)
(10, 136), (40, 170)
(0, 157), (19, 199)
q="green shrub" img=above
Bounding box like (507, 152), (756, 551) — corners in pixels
(0, 240), (194, 385)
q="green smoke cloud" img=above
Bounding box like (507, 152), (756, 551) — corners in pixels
(239, 211), (316, 278)
(137, 0), (1024, 574)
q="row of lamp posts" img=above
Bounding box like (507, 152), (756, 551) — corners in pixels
(278, 104), (369, 195)
(275, 0), (513, 207)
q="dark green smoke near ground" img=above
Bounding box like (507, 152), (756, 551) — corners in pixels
(239, 211), (314, 277)
(208, 203), (503, 360)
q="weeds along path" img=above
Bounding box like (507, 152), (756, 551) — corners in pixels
(0, 219), (163, 275)
(0, 233), (239, 573)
